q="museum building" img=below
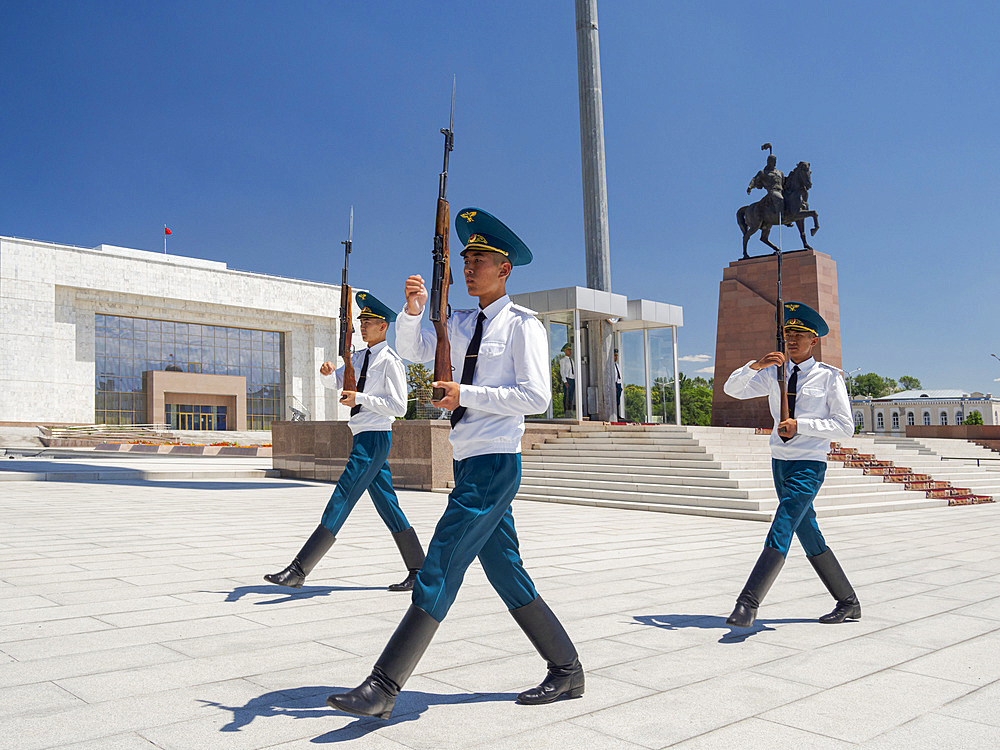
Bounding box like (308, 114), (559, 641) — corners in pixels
(850, 389), (1000, 434)
(0, 235), (354, 430)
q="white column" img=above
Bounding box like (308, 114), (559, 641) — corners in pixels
(573, 309), (583, 422)
(643, 327), (652, 423)
(542, 314), (553, 419)
(672, 326), (681, 426)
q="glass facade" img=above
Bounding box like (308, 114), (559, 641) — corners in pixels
(95, 314), (284, 430)
(165, 404), (228, 431)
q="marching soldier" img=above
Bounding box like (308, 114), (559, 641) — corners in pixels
(263, 291), (425, 592)
(326, 208), (583, 719)
(722, 301), (861, 627)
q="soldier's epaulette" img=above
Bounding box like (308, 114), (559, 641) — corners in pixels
(510, 303), (538, 318)
(816, 361), (842, 373)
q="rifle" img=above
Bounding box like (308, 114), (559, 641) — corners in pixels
(430, 77), (455, 401)
(339, 207), (357, 393)
(776, 243), (790, 438)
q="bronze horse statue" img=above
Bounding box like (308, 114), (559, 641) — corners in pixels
(737, 161), (819, 258)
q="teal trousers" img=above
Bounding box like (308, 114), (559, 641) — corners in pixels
(320, 431), (411, 536)
(765, 458), (828, 557)
(413, 453), (538, 622)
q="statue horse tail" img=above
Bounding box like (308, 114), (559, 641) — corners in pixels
(737, 205), (750, 235)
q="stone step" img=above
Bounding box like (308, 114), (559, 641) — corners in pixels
(547, 434), (700, 445)
(513, 491), (944, 521)
(523, 448), (714, 462)
(518, 471), (901, 496)
(514, 481), (925, 509)
(515, 493), (772, 522)
(522, 463), (773, 480)
(531, 444), (710, 455)
(0, 468), (280, 482)
(523, 454), (725, 470)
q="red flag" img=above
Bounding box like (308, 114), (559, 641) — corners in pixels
(164, 226), (172, 235)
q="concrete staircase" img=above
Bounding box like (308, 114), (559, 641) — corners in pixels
(839, 435), (1000, 499)
(873, 435), (1000, 467)
(509, 424), (943, 521)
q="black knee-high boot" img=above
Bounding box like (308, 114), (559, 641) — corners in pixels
(809, 548), (862, 624)
(726, 547), (785, 627)
(263, 525), (336, 588)
(510, 597), (585, 705)
(387, 527), (425, 592)
(327, 605), (439, 719)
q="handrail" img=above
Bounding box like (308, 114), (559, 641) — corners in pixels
(939, 456), (1000, 466)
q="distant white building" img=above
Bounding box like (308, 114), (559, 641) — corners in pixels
(0, 235), (355, 429)
(851, 389), (1000, 434)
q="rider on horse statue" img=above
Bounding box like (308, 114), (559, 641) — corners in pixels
(738, 143), (820, 259)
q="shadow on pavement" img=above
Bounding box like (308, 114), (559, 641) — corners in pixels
(197, 685), (517, 740)
(216, 584), (385, 604)
(312, 689), (519, 743)
(199, 686), (339, 732)
(633, 613), (816, 643)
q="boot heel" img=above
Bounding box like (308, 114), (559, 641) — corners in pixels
(567, 685), (584, 699)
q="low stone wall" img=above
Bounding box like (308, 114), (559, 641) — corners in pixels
(271, 420), (570, 490)
(906, 425), (1000, 440)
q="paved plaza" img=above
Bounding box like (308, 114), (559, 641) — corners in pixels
(3, 466), (1000, 749)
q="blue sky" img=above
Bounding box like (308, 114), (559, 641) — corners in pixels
(2, 1), (998, 393)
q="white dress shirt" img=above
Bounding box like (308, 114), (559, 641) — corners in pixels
(320, 340), (407, 435)
(723, 356), (853, 461)
(559, 355), (574, 381)
(395, 294), (551, 461)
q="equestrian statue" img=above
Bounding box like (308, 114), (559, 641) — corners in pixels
(737, 143), (820, 259)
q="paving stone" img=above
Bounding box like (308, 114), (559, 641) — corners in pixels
(935, 679), (1000, 727)
(865, 611), (1000, 651)
(759, 669), (974, 743)
(573, 670), (820, 748)
(859, 711), (1000, 749)
(895, 632), (1000, 686)
(749, 633), (931, 688)
(669, 717), (856, 749)
(4, 466), (1000, 748)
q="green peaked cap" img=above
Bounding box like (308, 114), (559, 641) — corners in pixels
(454, 207), (533, 266)
(355, 291), (396, 323)
(781, 300), (828, 337)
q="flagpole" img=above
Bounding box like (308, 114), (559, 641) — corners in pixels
(164, 225), (167, 254)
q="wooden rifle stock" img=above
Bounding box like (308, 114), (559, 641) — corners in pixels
(340, 284), (356, 392)
(776, 249), (788, 425)
(430, 199), (451, 401)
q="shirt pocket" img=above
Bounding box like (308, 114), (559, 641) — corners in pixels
(796, 385), (826, 414)
(479, 341), (506, 359)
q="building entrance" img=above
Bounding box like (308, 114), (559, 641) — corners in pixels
(166, 404), (227, 431)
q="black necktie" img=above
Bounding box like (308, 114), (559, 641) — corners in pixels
(780, 364), (799, 442)
(350, 349), (370, 416)
(788, 365), (800, 418)
(450, 311), (486, 427)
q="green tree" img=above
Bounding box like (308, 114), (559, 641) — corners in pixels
(898, 375), (922, 391)
(625, 373), (712, 425)
(624, 384), (648, 423)
(550, 355), (565, 418)
(852, 373), (898, 398)
(965, 410), (984, 425)
(404, 363), (433, 419)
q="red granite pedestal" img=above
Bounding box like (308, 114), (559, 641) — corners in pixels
(712, 249), (842, 428)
